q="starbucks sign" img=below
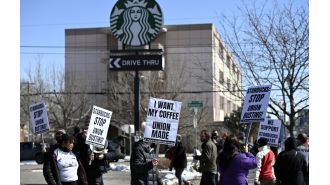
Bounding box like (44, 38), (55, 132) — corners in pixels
(110, 0), (164, 46)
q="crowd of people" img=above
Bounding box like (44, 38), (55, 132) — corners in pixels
(42, 126), (309, 185)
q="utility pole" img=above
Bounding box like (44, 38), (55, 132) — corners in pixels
(22, 82), (35, 142)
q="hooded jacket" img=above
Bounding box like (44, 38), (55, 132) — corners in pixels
(274, 137), (308, 185)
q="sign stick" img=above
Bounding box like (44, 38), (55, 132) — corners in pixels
(155, 144), (160, 158)
(245, 122), (253, 144)
(89, 145), (94, 165)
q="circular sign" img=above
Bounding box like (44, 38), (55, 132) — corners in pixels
(110, 0), (164, 46)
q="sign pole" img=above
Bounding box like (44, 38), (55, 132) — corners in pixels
(155, 144), (160, 158)
(134, 70), (140, 134)
(194, 108), (198, 150)
(245, 122), (252, 144)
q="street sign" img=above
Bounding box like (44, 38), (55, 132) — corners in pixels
(188, 101), (203, 108)
(109, 54), (164, 71)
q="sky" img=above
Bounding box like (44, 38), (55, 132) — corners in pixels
(3, 0), (328, 184)
(20, 0), (309, 80)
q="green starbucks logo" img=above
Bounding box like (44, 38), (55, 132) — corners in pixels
(110, 0), (163, 46)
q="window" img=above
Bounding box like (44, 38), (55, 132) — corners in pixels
(226, 54), (231, 69)
(219, 44), (224, 60)
(227, 79), (231, 90)
(219, 70), (224, 83)
(220, 96), (225, 110)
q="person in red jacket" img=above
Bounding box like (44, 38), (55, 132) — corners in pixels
(254, 137), (276, 185)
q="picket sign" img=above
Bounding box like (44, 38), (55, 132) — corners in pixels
(85, 105), (112, 148)
(143, 97), (182, 146)
(257, 119), (282, 147)
(29, 101), (50, 135)
(240, 85), (272, 144)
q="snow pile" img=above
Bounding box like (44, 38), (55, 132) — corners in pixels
(160, 161), (202, 185)
(109, 163), (130, 172)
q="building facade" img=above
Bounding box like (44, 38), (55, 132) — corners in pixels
(65, 23), (242, 150)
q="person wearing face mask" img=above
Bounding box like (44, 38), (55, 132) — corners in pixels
(43, 134), (87, 185)
(254, 137), (276, 185)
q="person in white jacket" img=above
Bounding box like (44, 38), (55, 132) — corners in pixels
(254, 137), (276, 185)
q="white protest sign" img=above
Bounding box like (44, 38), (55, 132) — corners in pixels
(85, 106), (112, 148)
(143, 97), (182, 146)
(240, 85), (272, 123)
(257, 119), (282, 147)
(29, 101), (49, 134)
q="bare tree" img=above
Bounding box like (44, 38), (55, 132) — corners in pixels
(21, 60), (92, 141)
(219, 0), (309, 136)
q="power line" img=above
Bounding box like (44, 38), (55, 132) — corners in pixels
(20, 87), (309, 97)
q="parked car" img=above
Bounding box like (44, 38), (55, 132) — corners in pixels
(20, 142), (49, 164)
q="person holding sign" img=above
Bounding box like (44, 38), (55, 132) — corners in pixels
(130, 135), (163, 185)
(254, 138), (276, 185)
(74, 124), (120, 185)
(217, 135), (257, 185)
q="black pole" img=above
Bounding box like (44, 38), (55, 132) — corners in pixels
(134, 70), (140, 134)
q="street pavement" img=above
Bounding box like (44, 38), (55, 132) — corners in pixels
(20, 161), (257, 185)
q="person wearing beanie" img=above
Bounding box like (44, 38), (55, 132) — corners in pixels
(254, 137), (276, 185)
(274, 137), (308, 185)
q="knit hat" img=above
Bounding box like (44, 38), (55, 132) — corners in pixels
(257, 137), (268, 147)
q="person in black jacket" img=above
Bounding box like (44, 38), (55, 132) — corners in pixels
(169, 135), (187, 185)
(73, 125), (120, 185)
(43, 133), (88, 185)
(274, 137), (308, 185)
(130, 137), (163, 185)
(43, 129), (66, 185)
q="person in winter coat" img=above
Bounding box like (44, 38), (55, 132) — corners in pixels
(43, 129), (66, 185)
(217, 134), (257, 185)
(296, 133), (309, 185)
(169, 135), (188, 185)
(254, 137), (276, 185)
(194, 130), (218, 185)
(43, 134), (88, 185)
(130, 138), (163, 185)
(274, 137), (308, 185)
(73, 124), (121, 185)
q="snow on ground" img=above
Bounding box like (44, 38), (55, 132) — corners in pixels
(20, 160), (38, 165)
(109, 159), (202, 185)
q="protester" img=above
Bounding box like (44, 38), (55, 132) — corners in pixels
(193, 130), (218, 185)
(274, 137), (308, 185)
(217, 134), (257, 185)
(250, 140), (259, 156)
(108, 136), (126, 161)
(130, 134), (163, 185)
(168, 135), (188, 185)
(43, 134), (87, 185)
(74, 124), (120, 185)
(211, 130), (221, 185)
(43, 129), (66, 184)
(296, 133), (309, 185)
(254, 137), (276, 185)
